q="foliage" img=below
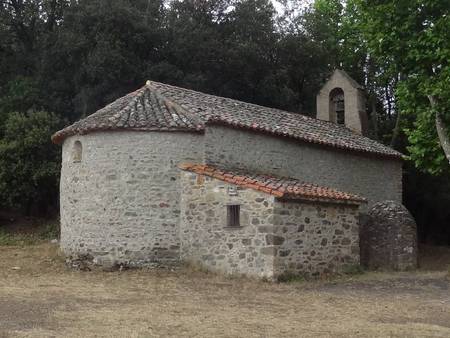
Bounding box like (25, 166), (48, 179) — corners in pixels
(0, 111), (62, 214)
(0, 230), (39, 246)
(0, 0), (335, 218)
(0, 0), (448, 242)
(355, 0), (450, 174)
(404, 163), (450, 244)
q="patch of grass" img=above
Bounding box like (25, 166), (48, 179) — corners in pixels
(37, 221), (60, 239)
(277, 271), (307, 283)
(0, 221), (59, 246)
(341, 264), (365, 276)
(0, 230), (38, 246)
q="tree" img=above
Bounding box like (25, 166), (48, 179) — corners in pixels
(57, 0), (166, 118)
(356, 0), (450, 174)
(0, 111), (62, 215)
(160, 0), (231, 91)
(220, 0), (279, 105)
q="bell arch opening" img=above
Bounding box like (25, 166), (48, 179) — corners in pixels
(329, 88), (345, 125)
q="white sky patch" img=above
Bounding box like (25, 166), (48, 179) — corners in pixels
(272, 0), (285, 13)
(271, 0), (314, 15)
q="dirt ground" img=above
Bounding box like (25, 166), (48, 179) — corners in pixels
(0, 244), (449, 338)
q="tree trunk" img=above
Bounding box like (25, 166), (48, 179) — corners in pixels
(429, 95), (450, 164)
(390, 111), (401, 148)
(370, 95), (379, 140)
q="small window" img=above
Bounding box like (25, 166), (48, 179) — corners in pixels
(72, 141), (82, 163)
(227, 204), (240, 227)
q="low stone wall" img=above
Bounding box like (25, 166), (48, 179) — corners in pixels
(361, 201), (417, 270)
(273, 201), (360, 276)
(179, 171), (276, 278)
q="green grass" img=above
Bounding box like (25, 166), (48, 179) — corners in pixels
(37, 221), (60, 239)
(0, 222), (59, 246)
(342, 264), (365, 276)
(277, 271), (307, 283)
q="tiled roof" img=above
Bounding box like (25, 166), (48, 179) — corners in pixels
(52, 81), (402, 159)
(51, 83), (204, 143)
(179, 163), (367, 205)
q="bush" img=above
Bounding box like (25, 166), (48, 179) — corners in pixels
(0, 111), (62, 216)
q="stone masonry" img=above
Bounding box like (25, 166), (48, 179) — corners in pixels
(204, 125), (402, 210)
(59, 124), (398, 270)
(273, 201), (360, 276)
(361, 200), (418, 270)
(60, 131), (203, 266)
(55, 76), (405, 274)
(316, 69), (368, 135)
(179, 171), (276, 278)
(180, 170), (361, 278)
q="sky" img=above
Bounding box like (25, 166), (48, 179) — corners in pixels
(271, 0), (314, 15)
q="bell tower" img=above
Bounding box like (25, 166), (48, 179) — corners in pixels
(316, 69), (368, 135)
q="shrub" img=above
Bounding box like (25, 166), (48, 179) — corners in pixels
(0, 111), (62, 216)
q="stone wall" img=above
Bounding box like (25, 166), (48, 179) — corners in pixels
(273, 201), (360, 276)
(180, 171), (361, 278)
(204, 125), (402, 209)
(179, 171), (276, 278)
(60, 131), (204, 265)
(361, 201), (417, 270)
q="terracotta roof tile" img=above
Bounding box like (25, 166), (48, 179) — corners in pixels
(179, 163), (367, 205)
(52, 81), (402, 159)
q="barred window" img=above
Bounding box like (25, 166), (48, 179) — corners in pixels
(227, 205), (240, 227)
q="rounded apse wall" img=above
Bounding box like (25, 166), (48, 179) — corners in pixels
(59, 131), (203, 265)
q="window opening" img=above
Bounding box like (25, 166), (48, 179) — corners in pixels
(227, 205), (240, 227)
(72, 141), (82, 163)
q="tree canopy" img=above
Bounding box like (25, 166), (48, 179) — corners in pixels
(0, 0), (449, 242)
(354, 0), (450, 174)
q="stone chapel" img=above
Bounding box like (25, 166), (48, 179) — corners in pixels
(52, 70), (403, 278)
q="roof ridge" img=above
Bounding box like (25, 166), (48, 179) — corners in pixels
(147, 80), (378, 140)
(145, 81), (204, 128)
(175, 83), (399, 158)
(148, 80), (314, 121)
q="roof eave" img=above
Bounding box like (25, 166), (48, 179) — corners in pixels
(179, 163), (368, 205)
(277, 195), (367, 206)
(51, 125), (205, 145)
